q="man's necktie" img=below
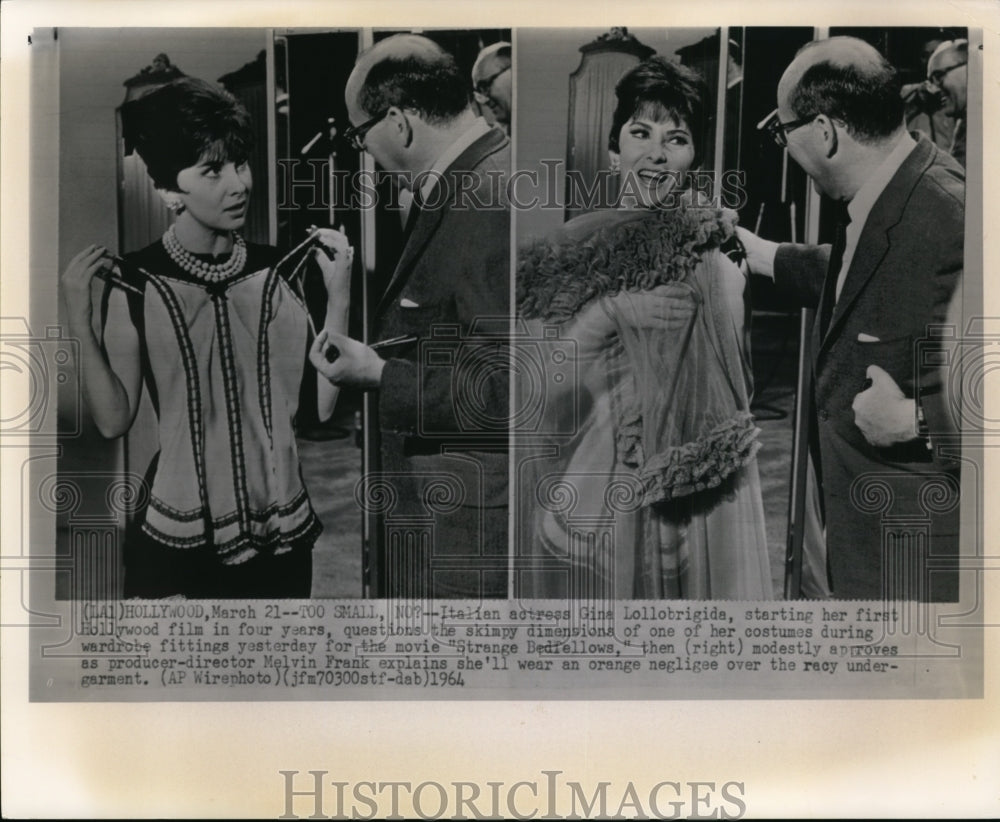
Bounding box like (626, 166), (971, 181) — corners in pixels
(818, 201), (851, 338)
(402, 188), (424, 240)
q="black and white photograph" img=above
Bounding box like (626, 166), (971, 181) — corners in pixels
(42, 26), (511, 602)
(513, 26), (970, 604)
(1, 0), (998, 818)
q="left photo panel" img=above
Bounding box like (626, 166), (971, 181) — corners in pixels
(37, 27), (513, 606)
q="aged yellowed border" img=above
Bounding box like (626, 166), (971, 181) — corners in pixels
(2, 0), (998, 817)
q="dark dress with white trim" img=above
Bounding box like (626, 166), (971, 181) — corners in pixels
(105, 239), (321, 598)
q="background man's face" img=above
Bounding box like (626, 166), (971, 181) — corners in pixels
(927, 46), (967, 116)
(474, 56), (512, 125)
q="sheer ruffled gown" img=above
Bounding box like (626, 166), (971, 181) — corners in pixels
(517, 204), (773, 600)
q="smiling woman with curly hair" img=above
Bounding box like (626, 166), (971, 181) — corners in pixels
(518, 57), (772, 600)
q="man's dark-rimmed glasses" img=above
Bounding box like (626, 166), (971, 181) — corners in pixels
(344, 110), (389, 151)
(927, 61), (967, 87)
(758, 107), (819, 148)
(473, 65), (510, 103)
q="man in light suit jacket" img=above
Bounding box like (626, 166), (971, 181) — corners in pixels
(739, 37), (963, 601)
(312, 34), (510, 598)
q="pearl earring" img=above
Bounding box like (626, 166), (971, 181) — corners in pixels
(165, 197), (182, 213)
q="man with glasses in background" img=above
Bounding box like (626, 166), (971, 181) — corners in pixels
(738, 36), (964, 601)
(471, 42), (512, 133)
(924, 39), (968, 166)
(313, 33), (511, 599)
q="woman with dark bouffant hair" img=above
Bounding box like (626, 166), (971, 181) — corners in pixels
(61, 77), (353, 598)
(519, 56), (772, 599)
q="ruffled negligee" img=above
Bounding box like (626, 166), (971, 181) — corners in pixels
(518, 205), (773, 600)
(112, 241), (321, 568)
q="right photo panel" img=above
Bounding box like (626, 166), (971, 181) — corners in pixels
(513, 26), (974, 622)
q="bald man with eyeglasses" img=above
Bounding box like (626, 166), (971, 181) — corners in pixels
(313, 34), (511, 599)
(738, 36), (964, 602)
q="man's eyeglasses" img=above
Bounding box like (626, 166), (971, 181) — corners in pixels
(926, 61), (967, 87)
(758, 108), (819, 148)
(473, 65), (510, 102)
(343, 110), (389, 151)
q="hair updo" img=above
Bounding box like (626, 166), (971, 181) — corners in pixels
(121, 76), (253, 191)
(608, 56), (709, 167)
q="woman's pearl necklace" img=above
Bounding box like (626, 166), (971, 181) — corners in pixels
(162, 225), (247, 283)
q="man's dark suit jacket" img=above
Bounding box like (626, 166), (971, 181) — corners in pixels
(372, 126), (510, 598)
(774, 136), (964, 601)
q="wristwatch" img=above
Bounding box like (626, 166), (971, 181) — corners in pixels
(916, 401), (932, 449)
